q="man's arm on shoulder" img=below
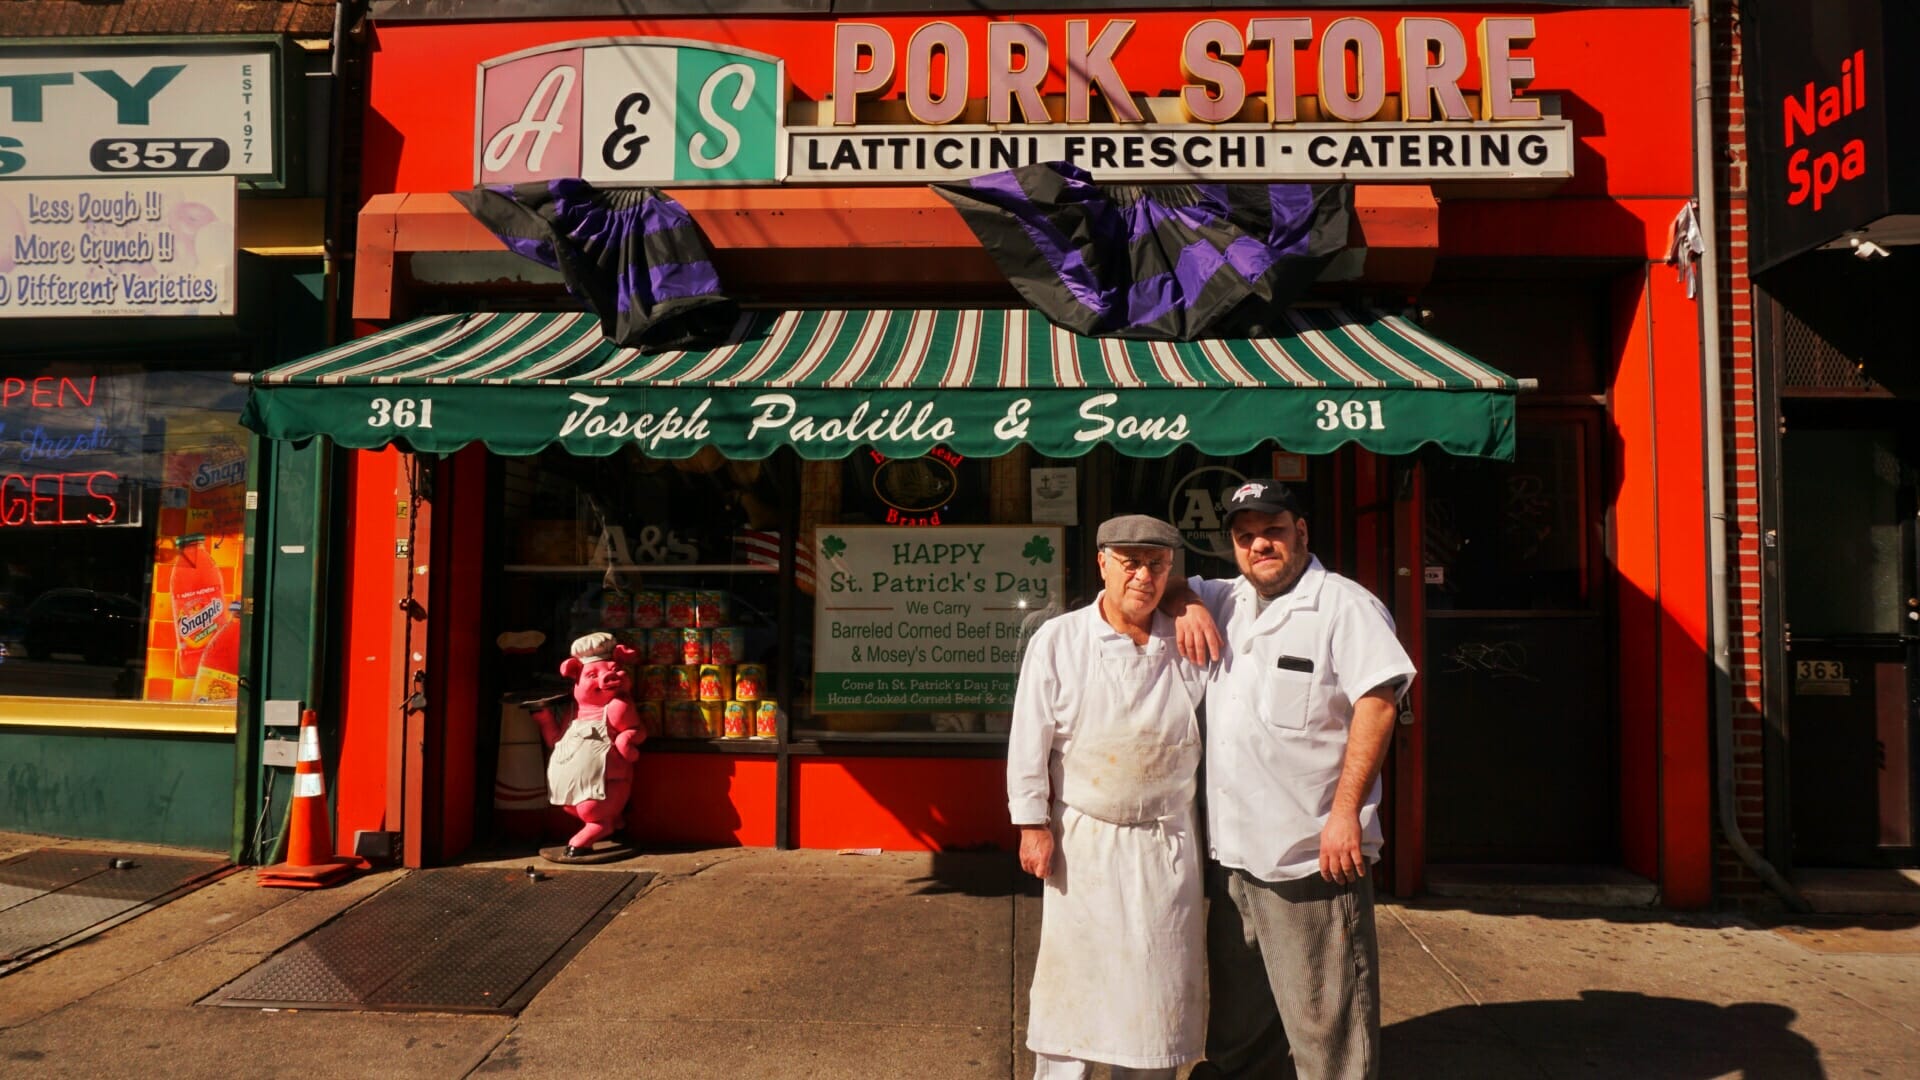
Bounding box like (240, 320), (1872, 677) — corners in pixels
(1318, 684), (1399, 885)
(1162, 575), (1229, 665)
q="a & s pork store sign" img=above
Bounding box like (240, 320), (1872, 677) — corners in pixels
(476, 16), (1573, 186)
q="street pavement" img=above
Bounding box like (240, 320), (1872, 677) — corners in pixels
(1, 831), (1917, 1078)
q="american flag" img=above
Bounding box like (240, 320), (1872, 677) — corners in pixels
(733, 530), (815, 593)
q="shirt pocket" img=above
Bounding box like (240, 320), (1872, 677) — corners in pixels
(1257, 668), (1315, 731)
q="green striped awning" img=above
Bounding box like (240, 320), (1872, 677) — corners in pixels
(240, 307), (1525, 460)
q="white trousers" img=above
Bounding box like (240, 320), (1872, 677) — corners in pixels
(1033, 1051), (1176, 1080)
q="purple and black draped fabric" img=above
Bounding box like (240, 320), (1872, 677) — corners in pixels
(451, 179), (736, 350)
(933, 163), (1351, 341)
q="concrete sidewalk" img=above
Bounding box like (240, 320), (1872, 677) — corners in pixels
(2, 832), (1917, 1078)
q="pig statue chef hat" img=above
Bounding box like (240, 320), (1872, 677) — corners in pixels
(571, 631), (619, 662)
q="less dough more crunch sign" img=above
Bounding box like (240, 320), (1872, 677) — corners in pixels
(474, 16), (1572, 186)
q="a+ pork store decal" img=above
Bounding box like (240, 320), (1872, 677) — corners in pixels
(474, 15), (1573, 187)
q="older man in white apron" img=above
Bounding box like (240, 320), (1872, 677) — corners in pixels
(1008, 514), (1209, 1080)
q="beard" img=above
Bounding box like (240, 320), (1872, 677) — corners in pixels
(1245, 548), (1310, 599)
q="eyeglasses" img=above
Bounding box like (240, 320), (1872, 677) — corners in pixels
(1107, 554), (1173, 577)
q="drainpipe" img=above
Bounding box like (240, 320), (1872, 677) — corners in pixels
(1693, 0), (1807, 911)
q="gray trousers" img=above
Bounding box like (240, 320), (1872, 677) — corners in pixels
(1194, 862), (1380, 1080)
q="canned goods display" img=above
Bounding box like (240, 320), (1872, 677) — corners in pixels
(666, 665), (698, 701)
(667, 701), (704, 738)
(600, 590), (631, 629)
(639, 665), (668, 701)
(722, 700), (750, 738)
(698, 664), (733, 701)
(680, 627), (709, 664)
(631, 590), (665, 629)
(699, 701), (726, 738)
(754, 700), (779, 739)
(695, 590), (730, 628)
(645, 629), (679, 666)
(665, 591), (696, 628)
(631, 701), (663, 738)
(708, 627), (745, 666)
(734, 663), (767, 701)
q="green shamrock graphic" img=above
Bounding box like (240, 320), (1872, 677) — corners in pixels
(1022, 535), (1055, 565)
(821, 534), (847, 559)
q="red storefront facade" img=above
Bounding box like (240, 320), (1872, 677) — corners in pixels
(290, 1), (1716, 906)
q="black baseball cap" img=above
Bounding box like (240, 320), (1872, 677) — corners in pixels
(1223, 480), (1306, 525)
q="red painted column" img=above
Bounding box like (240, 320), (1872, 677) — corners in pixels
(1609, 260), (1715, 908)
(1612, 270), (1662, 886)
(1648, 268), (1714, 909)
(332, 446), (407, 854)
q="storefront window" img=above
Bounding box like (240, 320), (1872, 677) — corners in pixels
(492, 447), (794, 741)
(489, 441), (1334, 745)
(0, 363), (250, 705)
(792, 449), (1032, 740)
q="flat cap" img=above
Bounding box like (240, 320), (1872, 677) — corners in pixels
(1096, 513), (1181, 549)
(1223, 479), (1306, 524)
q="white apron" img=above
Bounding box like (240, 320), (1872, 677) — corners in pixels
(1028, 625), (1207, 1069)
(547, 718), (611, 805)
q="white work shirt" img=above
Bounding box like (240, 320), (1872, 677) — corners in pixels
(1192, 557), (1416, 882)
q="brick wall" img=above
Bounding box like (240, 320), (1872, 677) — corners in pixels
(1714, 0), (1770, 904)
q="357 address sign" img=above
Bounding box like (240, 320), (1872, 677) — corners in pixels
(0, 47), (277, 180)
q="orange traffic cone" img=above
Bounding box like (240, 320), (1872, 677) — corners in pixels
(258, 709), (368, 889)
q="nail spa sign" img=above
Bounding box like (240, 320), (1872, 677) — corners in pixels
(474, 16), (1573, 186)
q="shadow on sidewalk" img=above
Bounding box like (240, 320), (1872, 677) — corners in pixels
(905, 849), (1039, 899)
(1397, 893), (1920, 933)
(1384, 990), (1824, 1078)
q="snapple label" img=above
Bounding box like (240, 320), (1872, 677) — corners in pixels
(192, 604), (242, 704)
(170, 535), (229, 678)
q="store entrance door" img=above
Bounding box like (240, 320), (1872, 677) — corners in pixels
(1781, 410), (1920, 868)
(1420, 411), (1616, 864)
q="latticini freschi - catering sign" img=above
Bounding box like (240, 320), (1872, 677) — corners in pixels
(473, 16), (1575, 185)
(813, 526), (1066, 713)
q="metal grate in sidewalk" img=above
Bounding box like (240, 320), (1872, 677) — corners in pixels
(204, 867), (648, 1014)
(0, 849), (234, 972)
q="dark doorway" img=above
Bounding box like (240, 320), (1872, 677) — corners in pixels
(1421, 413), (1615, 861)
(1779, 401), (1920, 868)
(1416, 277), (1618, 865)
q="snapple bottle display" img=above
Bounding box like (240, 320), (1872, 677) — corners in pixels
(191, 602), (243, 704)
(170, 535), (230, 680)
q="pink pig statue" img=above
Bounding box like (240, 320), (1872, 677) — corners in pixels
(538, 631), (646, 857)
